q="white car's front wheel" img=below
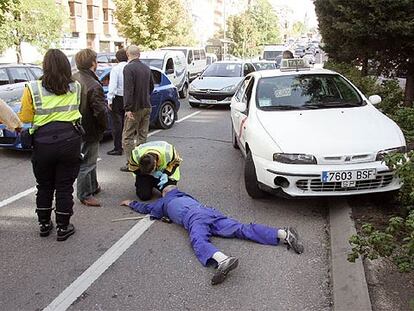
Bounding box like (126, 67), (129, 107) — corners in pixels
(244, 151), (266, 199)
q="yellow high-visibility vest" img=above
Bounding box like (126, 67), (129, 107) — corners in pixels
(27, 80), (81, 134)
(132, 141), (181, 181)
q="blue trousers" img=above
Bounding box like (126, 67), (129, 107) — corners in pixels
(183, 207), (280, 266)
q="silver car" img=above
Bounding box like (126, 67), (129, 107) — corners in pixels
(188, 61), (256, 107)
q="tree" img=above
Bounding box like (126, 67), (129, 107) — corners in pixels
(113, 0), (195, 50)
(314, 0), (414, 106)
(225, 0), (281, 58)
(0, 0), (66, 63)
(291, 21), (306, 37)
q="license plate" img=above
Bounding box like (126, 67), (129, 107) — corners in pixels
(321, 169), (377, 183)
(202, 99), (217, 104)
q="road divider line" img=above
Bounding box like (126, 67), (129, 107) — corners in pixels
(0, 186), (36, 208)
(43, 217), (154, 311)
(177, 111), (201, 123)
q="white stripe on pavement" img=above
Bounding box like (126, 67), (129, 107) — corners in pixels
(177, 110), (201, 123)
(0, 186), (36, 208)
(43, 216), (154, 311)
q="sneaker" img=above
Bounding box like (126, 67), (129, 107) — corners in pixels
(80, 197), (101, 207)
(107, 149), (123, 156)
(211, 256), (239, 285)
(39, 221), (53, 237)
(284, 227), (304, 254)
(57, 224), (75, 241)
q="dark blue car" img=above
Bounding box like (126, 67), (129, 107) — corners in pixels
(0, 67), (180, 150)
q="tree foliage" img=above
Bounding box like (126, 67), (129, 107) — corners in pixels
(113, 0), (195, 50)
(226, 0), (281, 58)
(314, 0), (414, 106)
(0, 0), (66, 62)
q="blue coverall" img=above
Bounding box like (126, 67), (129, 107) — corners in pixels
(128, 188), (281, 266)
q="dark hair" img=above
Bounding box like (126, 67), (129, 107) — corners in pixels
(116, 49), (128, 62)
(75, 48), (97, 70)
(139, 153), (156, 174)
(282, 50), (294, 59)
(41, 49), (73, 96)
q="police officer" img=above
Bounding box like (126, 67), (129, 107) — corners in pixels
(18, 49), (82, 241)
(128, 141), (182, 201)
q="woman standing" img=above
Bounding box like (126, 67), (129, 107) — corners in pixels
(18, 49), (82, 241)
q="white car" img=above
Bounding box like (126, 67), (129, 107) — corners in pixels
(230, 60), (406, 198)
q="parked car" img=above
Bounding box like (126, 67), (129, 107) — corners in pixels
(261, 44), (285, 61)
(230, 59), (405, 198)
(188, 61), (256, 107)
(252, 61), (277, 71)
(99, 66), (180, 129)
(0, 64), (42, 149)
(140, 50), (188, 99)
(161, 46), (207, 81)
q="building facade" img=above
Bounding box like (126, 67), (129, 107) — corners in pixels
(63, 0), (125, 54)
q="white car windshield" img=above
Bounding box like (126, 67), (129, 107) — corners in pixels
(140, 59), (163, 70)
(256, 74), (364, 110)
(203, 63), (242, 77)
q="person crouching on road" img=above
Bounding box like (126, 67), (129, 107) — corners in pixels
(121, 185), (304, 285)
(17, 49), (82, 241)
(128, 141), (181, 201)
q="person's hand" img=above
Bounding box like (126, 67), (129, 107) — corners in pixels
(125, 111), (134, 120)
(120, 200), (132, 207)
(152, 170), (163, 178)
(157, 173), (168, 188)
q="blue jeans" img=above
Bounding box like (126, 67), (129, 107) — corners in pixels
(77, 141), (99, 201)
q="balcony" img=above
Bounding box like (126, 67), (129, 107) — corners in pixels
(87, 20), (102, 34)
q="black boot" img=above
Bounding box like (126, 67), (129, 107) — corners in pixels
(56, 224), (75, 241)
(39, 220), (53, 237)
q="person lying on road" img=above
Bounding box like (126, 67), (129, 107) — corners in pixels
(120, 185), (304, 285)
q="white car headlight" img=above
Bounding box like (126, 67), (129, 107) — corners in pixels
(221, 85), (236, 92)
(375, 146), (406, 161)
(273, 153), (317, 164)
(189, 84), (198, 92)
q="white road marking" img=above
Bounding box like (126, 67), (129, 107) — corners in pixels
(177, 111), (201, 123)
(43, 217), (154, 311)
(0, 186), (36, 208)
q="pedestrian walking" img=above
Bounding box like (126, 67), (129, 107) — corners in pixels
(128, 141), (181, 201)
(107, 48), (128, 156)
(121, 185), (304, 285)
(73, 49), (107, 207)
(17, 49), (82, 241)
(120, 45), (154, 172)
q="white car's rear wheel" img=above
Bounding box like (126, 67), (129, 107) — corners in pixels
(244, 151), (266, 199)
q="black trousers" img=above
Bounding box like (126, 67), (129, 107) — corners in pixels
(110, 96), (124, 151)
(31, 135), (81, 225)
(135, 173), (177, 201)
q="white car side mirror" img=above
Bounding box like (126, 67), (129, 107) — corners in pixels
(368, 95), (382, 105)
(231, 100), (247, 112)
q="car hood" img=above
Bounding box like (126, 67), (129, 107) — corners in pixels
(191, 77), (242, 91)
(256, 105), (404, 155)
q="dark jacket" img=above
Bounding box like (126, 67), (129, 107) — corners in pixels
(123, 58), (154, 112)
(73, 69), (107, 142)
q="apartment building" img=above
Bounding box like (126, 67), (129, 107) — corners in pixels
(62, 0), (125, 54)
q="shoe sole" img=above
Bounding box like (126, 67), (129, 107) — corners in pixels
(211, 258), (239, 285)
(57, 229), (75, 241)
(287, 227), (304, 254)
(80, 200), (101, 207)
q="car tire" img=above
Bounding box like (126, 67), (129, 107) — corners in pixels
(231, 124), (239, 149)
(244, 151), (266, 199)
(156, 101), (176, 129)
(189, 102), (200, 108)
(179, 83), (188, 99)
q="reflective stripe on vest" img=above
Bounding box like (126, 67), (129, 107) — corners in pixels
(28, 80), (81, 132)
(132, 141), (173, 169)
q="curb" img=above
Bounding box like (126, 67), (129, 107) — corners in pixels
(329, 199), (372, 311)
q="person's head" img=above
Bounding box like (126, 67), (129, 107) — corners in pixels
(139, 153), (157, 174)
(75, 48), (97, 72)
(115, 48), (128, 63)
(41, 49), (73, 96)
(126, 45), (140, 61)
(282, 50), (294, 59)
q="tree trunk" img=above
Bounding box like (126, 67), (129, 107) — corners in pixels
(15, 43), (22, 64)
(361, 57), (368, 76)
(403, 68), (414, 107)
